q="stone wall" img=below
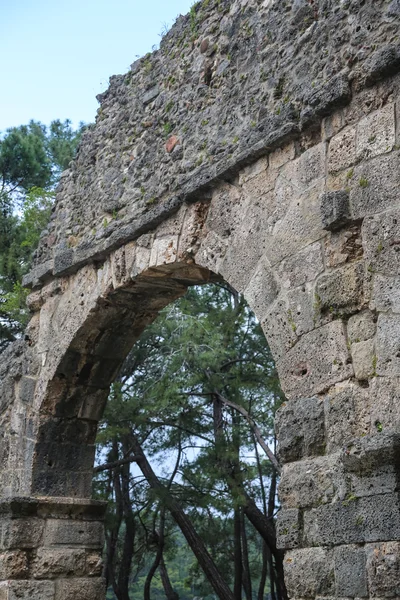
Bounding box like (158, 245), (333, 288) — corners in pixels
(1, 0), (400, 598)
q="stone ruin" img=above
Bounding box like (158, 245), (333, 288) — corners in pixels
(1, 0), (400, 597)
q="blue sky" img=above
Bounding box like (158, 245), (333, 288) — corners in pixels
(0, 0), (194, 133)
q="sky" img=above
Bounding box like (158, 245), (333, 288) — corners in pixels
(0, 0), (194, 133)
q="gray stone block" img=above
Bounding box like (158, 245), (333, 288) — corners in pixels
(284, 547), (335, 598)
(315, 261), (364, 313)
(277, 321), (354, 399)
(275, 396), (325, 463)
(303, 493), (400, 547)
(363, 44), (400, 86)
(276, 509), (302, 550)
(43, 520), (104, 550)
(366, 541), (400, 597)
(320, 190), (351, 232)
(334, 545), (368, 597)
(0, 581), (55, 600)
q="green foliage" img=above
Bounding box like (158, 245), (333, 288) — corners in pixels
(95, 284), (283, 598)
(0, 119), (84, 349)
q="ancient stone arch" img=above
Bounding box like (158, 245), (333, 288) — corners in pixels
(1, 0), (400, 597)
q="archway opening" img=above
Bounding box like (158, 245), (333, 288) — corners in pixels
(30, 263), (286, 600)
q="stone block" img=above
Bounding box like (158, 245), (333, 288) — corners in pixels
(274, 241), (324, 290)
(32, 548), (87, 579)
(0, 581), (55, 600)
(363, 44), (400, 86)
(350, 151), (400, 220)
(266, 181), (325, 266)
(363, 208), (400, 277)
(277, 321), (353, 399)
(328, 126), (356, 174)
(18, 377), (37, 405)
(243, 255), (279, 322)
(303, 493), (400, 547)
(287, 284), (315, 337)
(205, 182), (245, 239)
(220, 193), (274, 292)
(371, 274), (400, 313)
(284, 548), (335, 598)
(376, 313), (400, 376)
(275, 396), (325, 462)
(369, 376), (400, 434)
(351, 339), (375, 380)
(43, 520), (104, 550)
(324, 224), (363, 269)
(54, 578), (106, 600)
(366, 541), (400, 597)
(315, 261), (364, 313)
(0, 519), (44, 550)
(334, 545), (367, 597)
(261, 296), (297, 361)
(278, 454), (345, 510)
(0, 551), (29, 579)
(356, 104), (395, 161)
(325, 383), (372, 452)
(320, 190), (351, 231)
(276, 509), (301, 550)
(347, 310), (376, 343)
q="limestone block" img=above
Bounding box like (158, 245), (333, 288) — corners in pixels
(356, 103), (395, 161)
(195, 230), (228, 274)
(18, 376), (37, 405)
(303, 493), (400, 547)
(328, 126), (356, 173)
(205, 182), (244, 239)
(288, 142), (327, 190)
(275, 241), (324, 290)
(54, 578), (105, 600)
(287, 284), (315, 337)
(334, 545), (368, 598)
(0, 551), (29, 578)
(149, 236), (179, 267)
(278, 454), (345, 510)
(277, 321), (353, 399)
(268, 142), (296, 171)
(351, 339), (375, 380)
(315, 261), (365, 313)
(0, 581), (55, 600)
(43, 520), (104, 550)
(371, 274), (400, 312)
(347, 310), (376, 343)
(243, 255), (279, 322)
(363, 208), (400, 277)
(325, 383), (372, 452)
(369, 376), (400, 433)
(350, 151), (400, 220)
(324, 224), (363, 268)
(320, 190), (351, 232)
(276, 509), (301, 550)
(376, 313), (400, 376)
(32, 548), (86, 579)
(366, 542), (400, 597)
(266, 181), (325, 266)
(0, 519), (44, 550)
(261, 296), (297, 360)
(275, 396), (325, 462)
(284, 548), (335, 598)
(238, 156), (268, 184)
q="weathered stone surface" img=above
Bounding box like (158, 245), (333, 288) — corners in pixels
(320, 190), (351, 232)
(275, 241), (324, 290)
(44, 519), (104, 549)
(277, 321), (353, 399)
(0, 580), (55, 600)
(275, 396), (325, 463)
(351, 339), (375, 380)
(54, 578), (106, 600)
(315, 261), (365, 313)
(334, 545), (368, 598)
(276, 508), (301, 550)
(366, 542), (400, 597)
(356, 104), (395, 162)
(32, 548), (87, 579)
(324, 383), (372, 453)
(350, 152), (400, 220)
(376, 313), (400, 376)
(369, 376), (400, 434)
(284, 548), (335, 598)
(303, 493), (400, 547)
(347, 310), (376, 344)
(328, 126), (356, 174)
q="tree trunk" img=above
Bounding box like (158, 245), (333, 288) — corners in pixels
(160, 557), (180, 600)
(240, 508), (252, 600)
(129, 433), (235, 600)
(233, 508), (242, 600)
